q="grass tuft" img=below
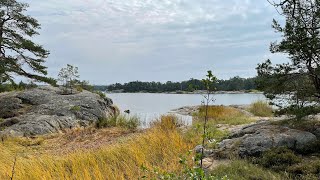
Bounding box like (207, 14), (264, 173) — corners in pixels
(210, 160), (287, 180)
(248, 100), (273, 117)
(96, 115), (140, 130)
(195, 105), (256, 125)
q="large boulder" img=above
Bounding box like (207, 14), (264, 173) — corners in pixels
(0, 86), (116, 136)
(214, 122), (317, 158)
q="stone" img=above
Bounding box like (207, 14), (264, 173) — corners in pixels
(0, 86), (115, 136)
(214, 122), (317, 158)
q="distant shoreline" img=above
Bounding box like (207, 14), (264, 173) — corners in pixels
(105, 90), (263, 95)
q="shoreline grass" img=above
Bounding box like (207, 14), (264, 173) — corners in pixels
(0, 116), (196, 180)
(194, 105), (256, 125)
(248, 100), (273, 117)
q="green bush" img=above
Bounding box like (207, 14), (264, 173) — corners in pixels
(95, 91), (106, 99)
(276, 105), (320, 120)
(257, 147), (302, 171)
(249, 101), (273, 117)
(96, 115), (140, 130)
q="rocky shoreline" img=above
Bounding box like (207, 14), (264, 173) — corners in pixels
(0, 86), (117, 136)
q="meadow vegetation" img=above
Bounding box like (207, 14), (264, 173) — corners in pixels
(1, 104), (317, 180)
(0, 116), (194, 179)
(96, 114), (140, 130)
(195, 105), (257, 125)
(248, 100), (273, 117)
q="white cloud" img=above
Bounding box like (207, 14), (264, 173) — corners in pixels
(19, 0), (283, 83)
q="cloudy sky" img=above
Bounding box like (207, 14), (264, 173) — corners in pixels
(22, 0), (287, 84)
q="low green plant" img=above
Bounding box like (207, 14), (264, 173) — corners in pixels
(95, 91), (106, 99)
(287, 159), (320, 179)
(96, 115), (140, 130)
(248, 100), (273, 117)
(256, 147), (302, 171)
(141, 152), (228, 180)
(75, 85), (83, 92)
(184, 122), (229, 149)
(210, 160), (286, 180)
(70, 106), (81, 112)
(276, 105), (320, 120)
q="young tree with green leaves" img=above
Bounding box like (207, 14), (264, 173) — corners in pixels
(0, 0), (55, 85)
(58, 64), (80, 94)
(257, 0), (320, 118)
(200, 70), (217, 168)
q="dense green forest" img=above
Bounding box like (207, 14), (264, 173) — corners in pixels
(95, 76), (257, 93)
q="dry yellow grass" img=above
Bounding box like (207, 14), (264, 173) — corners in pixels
(196, 105), (256, 125)
(248, 101), (273, 117)
(0, 116), (195, 180)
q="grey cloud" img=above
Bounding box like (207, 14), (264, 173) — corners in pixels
(19, 0), (286, 84)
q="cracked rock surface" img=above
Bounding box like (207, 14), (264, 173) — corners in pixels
(213, 122), (317, 158)
(0, 86), (116, 136)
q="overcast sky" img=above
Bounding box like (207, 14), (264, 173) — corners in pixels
(22, 0), (288, 85)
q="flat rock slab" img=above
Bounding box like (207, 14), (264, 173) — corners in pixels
(0, 86), (116, 136)
(214, 122), (317, 158)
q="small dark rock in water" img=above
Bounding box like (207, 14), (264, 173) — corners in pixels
(124, 110), (130, 114)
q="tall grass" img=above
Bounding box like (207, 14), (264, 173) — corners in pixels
(96, 114), (140, 130)
(0, 116), (195, 180)
(249, 101), (273, 117)
(195, 105), (256, 125)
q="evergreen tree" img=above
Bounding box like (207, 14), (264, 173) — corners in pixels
(0, 0), (55, 84)
(257, 0), (320, 117)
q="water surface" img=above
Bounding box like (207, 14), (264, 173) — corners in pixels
(106, 93), (266, 126)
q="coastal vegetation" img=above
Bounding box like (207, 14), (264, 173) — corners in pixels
(99, 76), (257, 93)
(248, 100), (273, 117)
(256, 0), (320, 118)
(0, 105), (276, 180)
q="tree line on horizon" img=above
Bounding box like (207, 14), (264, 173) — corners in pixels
(97, 76), (257, 93)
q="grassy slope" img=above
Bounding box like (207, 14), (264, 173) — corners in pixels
(0, 106), (285, 180)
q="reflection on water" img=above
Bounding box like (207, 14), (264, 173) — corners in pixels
(106, 93), (266, 126)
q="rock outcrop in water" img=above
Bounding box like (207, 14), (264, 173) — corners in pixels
(0, 86), (116, 136)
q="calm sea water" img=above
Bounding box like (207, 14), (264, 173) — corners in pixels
(106, 93), (266, 126)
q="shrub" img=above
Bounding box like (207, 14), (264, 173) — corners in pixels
(75, 85), (83, 92)
(276, 105), (320, 120)
(249, 101), (273, 117)
(257, 147), (302, 171)
(96, 115), (140, 130)
(95, 91), (106, 99)
(287, 159), (320, 179)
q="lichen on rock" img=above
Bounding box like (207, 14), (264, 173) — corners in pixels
(0, 86), (116, 136)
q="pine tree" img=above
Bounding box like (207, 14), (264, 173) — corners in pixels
(0, 0), (55, 84)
